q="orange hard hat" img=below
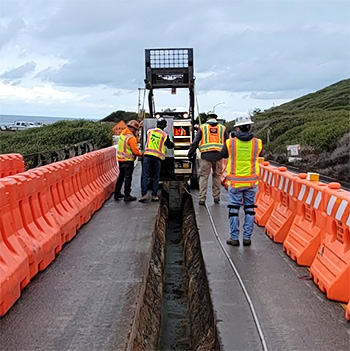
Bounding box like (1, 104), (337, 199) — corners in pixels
(127, 120), (140, 130)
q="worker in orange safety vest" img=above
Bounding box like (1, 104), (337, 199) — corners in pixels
(187, 113), (229, 205)
(114, 120), (142, 202)
(220, 116), (262, 247)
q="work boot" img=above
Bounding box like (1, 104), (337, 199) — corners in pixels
(226, 238), (240, 246)
(124, 195), (137, 202)
(138, 195), (147, 203)
(243, 239), (252, 246)
(114, 193), (125, 201)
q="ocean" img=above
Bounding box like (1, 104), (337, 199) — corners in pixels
(0, 114), (99, 126)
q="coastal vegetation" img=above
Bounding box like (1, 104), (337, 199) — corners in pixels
(225, 79), (350, 183)
(0, 119), (112, 155)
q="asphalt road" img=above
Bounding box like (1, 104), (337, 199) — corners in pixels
(0, 164), (159, 351)
(192, 184), (350, 351)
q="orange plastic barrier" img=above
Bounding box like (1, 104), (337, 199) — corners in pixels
(45, 162), (82, 240)
(6, 172), (61, 272)
(0, 146), (119, 316)
(0, 182), (30, 316)
(102, 147), (119, 195)
(63, 157), (94, 226)
(79, 153), (104, 212)
(283, 176), (328, 266)
(0, 154), (25, 178)
(309, 183), (350, 303)
(265, 168), (299, 243)
(255, 162), (279, 227)
(346, 301), (350, 320)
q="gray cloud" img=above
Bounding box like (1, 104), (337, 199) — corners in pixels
(1, 61), (37, 79)
(0, 17), (26, 49)
(0, 0), (349, 118)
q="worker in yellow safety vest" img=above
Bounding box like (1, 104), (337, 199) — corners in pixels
(220, 116), (262, 247)
(139, 118), (174, 203)
(114, 120), (142, 202)
(188, 113), (229, 205)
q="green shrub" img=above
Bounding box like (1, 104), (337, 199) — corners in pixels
(0, 119), (113, 155)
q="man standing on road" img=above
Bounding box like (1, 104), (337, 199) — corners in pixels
(139, 118), (174, 203)
(187, 113), (229, 205)
(221, 116), (262, 246)
(114, 120), (142, 202)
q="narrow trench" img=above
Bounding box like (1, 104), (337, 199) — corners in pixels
(159, 189), (191, 350)
(129, 181), (219, 351)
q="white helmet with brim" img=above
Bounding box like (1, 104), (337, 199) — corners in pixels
(234, 116), (254, 127)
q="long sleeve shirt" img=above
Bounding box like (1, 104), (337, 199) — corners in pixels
(122, 128), (142, 157)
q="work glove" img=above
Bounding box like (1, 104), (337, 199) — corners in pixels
(188, 153), (196, 163)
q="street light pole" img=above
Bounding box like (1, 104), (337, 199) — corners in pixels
(212, 102), (225, 113)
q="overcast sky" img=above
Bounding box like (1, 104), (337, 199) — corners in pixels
(0, 0), (349, 121)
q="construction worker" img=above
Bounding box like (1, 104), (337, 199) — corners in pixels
(187, 113), (229, 205)
(139, 118), (174, 203)
(221, 116), (262, 246)
(114, 120), (142, 202)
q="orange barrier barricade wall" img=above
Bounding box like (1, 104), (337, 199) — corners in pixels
(0, 183), (30, 316)
(346, 301), (350, 320)
(0, 154), (25, 178)
(0, 146), (119, 316)
(255, 162), (279, 227)
(309, 183), (350, 303)
(283, 176), (328, 266)
(265, 168), (299, 243)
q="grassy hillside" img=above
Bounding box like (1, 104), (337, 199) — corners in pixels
(225, 79), (350, 183)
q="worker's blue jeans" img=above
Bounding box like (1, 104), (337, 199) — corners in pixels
(228, 186), (258, 240)
(141, 155), (162, 196)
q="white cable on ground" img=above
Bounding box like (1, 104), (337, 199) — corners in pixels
(182, 184), (269, 351)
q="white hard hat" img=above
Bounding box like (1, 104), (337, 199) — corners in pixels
(234, 116), (254, 127)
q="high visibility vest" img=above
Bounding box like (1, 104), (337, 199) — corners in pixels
(199, 124), (225, 153)
(226, 137), (262, 188)
(116, 133), (135, 161)
(144, 128), (167, 160)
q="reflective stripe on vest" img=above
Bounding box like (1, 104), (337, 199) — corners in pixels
(116, 134), (135, 161)
(226, 137), (262, 188)
(144, 128), (167, 160)
(199, 124), (225, 152)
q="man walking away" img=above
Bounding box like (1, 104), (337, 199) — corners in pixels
(139, 118), (174, 203)
(221, 116), (262, 246)
(114, 120), (142, 202)
(187, 113), (229, 205)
